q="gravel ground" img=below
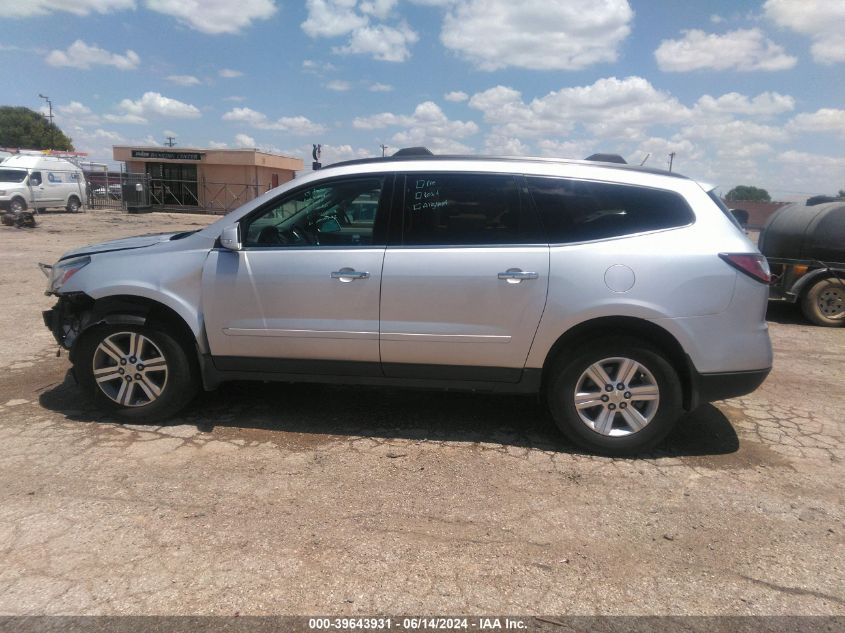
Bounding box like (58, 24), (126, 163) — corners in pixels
(0, 210), (842, 616)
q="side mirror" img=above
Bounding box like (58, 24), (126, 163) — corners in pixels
(29, 177), (41, 187)
(220, 224), (242, 251)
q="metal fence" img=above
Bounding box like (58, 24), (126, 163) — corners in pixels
(84, 170), (125, 210)
(80, 172), (264, 214)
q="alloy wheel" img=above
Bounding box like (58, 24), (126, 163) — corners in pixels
(92, 332), (168, 407)
(573, 357), (660, 437)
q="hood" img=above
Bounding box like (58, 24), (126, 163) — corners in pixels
(58, 231), (185, 261)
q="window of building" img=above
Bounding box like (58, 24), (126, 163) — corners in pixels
(400, 173), (541, 246)
(527, 176), (694, 244)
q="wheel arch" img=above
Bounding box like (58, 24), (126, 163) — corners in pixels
(790, 267), (845, 299)
(540, 316), (695, 410)
(69, 295), (201, 367)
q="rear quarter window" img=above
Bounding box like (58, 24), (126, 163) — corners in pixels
(527, 176), (694, 244)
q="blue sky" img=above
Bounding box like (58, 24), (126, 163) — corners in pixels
(2, 0), (844, 199)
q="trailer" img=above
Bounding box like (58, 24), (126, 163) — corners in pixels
(759, 199), (845, 326)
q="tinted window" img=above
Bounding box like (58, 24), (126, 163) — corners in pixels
(402, 173), (541, 246)
(527, 177), (693, 244)
(243, 177), (385, 248)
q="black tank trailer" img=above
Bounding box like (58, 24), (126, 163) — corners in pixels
(759, 198), (845, 326)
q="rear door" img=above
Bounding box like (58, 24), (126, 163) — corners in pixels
(379, 172), (549, 381)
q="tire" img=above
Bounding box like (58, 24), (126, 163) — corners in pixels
(74, 324), (200, 422)
(546, 337), (683, 456)
(66, 196), (81, 213)
(801, 277), (845, 327)
(10, 198), (26, 213)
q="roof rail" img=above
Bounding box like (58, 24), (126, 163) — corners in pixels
(585, 153), (626, 164)
(324, 148), (685, 179)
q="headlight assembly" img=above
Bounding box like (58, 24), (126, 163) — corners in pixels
(47, 256), (91, 293)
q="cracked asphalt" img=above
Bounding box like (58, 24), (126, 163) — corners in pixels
(0, 211), (843, 615)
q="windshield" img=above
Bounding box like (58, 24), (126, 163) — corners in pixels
(0, 169), (27, 183)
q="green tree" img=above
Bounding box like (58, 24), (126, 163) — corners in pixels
(725, 185), (771, 202)
(0, 106), (73, 151)
(838, 189), (845, 198)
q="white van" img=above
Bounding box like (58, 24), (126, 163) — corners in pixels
(0, 155), (87, 213)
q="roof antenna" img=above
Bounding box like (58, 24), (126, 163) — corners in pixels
(640, 153), (650, 166)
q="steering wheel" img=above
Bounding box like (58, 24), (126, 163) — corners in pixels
(257, 226), (288, 245)
(291, 225), (318, 245)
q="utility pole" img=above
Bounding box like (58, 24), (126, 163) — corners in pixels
(165, 136), (176, 147)
(668, 152), (675, 172)
(38, 93), (55, 149)
(379, 143), (388, 157)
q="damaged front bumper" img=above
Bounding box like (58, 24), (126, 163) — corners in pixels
(42, 293), (95, 351)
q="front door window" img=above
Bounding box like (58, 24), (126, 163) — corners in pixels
(242, 177), (386, 248)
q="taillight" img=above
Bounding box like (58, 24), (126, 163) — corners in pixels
(719, 253), (771, 284)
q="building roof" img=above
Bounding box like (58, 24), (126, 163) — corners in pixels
(113, 145), (303, 171)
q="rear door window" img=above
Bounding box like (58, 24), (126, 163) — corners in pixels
(527, 176), (693, 244)
(400, 172), (542, 246)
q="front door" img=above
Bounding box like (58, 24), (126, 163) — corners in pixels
(379, 172), (549, 381)
(202, 175), (392, 375)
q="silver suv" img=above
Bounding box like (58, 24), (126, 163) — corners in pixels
(41, 152), (772, 455)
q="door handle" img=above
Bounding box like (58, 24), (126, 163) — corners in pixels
(331, 268), (370, 282)
(498, 269), (539, 283)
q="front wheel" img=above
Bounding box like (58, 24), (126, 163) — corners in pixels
(75, 325), (199, 421)
(10, 198), (26, 213)
(546, 338), (683, 456)
(801, 277), (845, 327)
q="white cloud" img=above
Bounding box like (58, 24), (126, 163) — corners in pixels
(208, 141), (229, 149)
(4, 0), (134, 18)
(444, 91), (468, 102)
(302, 0), (418, 62)
(353, 101), (478, 153)
(145, 0), (276, 34)
(104, 113), (148, 125)
(765, 0), (845, 64)
(468, 76), (690, 140)
(224, 96), (246, 102)
(369, 82), (393, 92)
(326, 80), (352, 91)
(222, 107), (326, 135)
(440, 0), (633, 71)
(302, 0), (369, 37)
(788, 108), (845, 137)
(536, 139), (595, 159)
(219, 68), (243, 78)
(234, 133), (256, 148)
(106, 92), (201, 124)
(54, 101), (102, 126)
(302, 59), (338, 73)
(482, 134), (531, 156)
(775, 150), (845, 194)
(166, 74), (201, 86)
(45, 40), (140, 70)
(334, 22), (418, 62)
(710, 14), (725, 24)
(694, 91), (795, 117)
(655, 28), (797, 72)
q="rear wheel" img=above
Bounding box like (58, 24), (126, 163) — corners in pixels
(546, 338), (683, 455)
(66, 196), (81, 213)
(75, 324), (199, 421)
(801, 277), (845, 327)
